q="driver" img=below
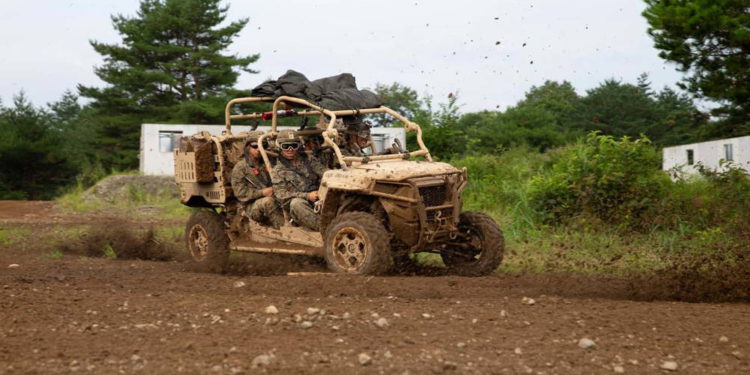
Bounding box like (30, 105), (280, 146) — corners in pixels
(272, 130), (329, 231)
(230, 133), (284, 228)
(341, 120), (372, 157)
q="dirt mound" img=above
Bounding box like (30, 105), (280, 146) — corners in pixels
(83, 175), (178, 204)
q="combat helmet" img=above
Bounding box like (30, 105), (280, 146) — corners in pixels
(345, 119), (372, 138)
(242, 130), (266, 163)
(276, 129), (302, 149)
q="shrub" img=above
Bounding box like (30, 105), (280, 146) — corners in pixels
(654, 162), (750, 240)
(452, 147), (557, 239)
(528, 132), (670, 226)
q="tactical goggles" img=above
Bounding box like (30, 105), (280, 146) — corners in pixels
(249, 143), (259, 149)
(280, 142), (300, 151)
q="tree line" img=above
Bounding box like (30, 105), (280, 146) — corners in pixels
(0, 0), (747, 199)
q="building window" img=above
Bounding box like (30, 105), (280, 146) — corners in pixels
(159, 131), (183, 152)
(686, 149), (694, 165)
(724, 144), (734, 161)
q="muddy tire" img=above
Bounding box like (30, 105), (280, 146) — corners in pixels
(324, 212), (393, 275)
(441, 211), (504, 276)
(185, 211), (229, 273)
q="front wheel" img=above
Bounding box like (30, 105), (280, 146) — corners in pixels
(440, 211), (504, 276)
(324, 212), (393, 275)
(185, 211), (229, 273)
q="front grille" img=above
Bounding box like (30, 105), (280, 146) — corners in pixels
(419, 185), (446, 207)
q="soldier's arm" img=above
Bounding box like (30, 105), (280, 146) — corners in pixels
(231, 163), (264, 202)
(272, 168), (308, 201)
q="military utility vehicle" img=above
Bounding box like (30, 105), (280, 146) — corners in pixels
(175, 96), (504, 275)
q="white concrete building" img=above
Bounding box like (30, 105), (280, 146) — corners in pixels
(139, 124), (406, 175)
(662, 135), (750, 174)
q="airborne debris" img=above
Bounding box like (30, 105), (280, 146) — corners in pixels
(521, 297), (536, 305)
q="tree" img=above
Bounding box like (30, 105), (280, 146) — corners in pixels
(371, 83), (424, 127)
(643, 0), (750, 134)
(80, 0), (259, 169)
(574, 79), (659, 137)
(0, 93), (76, 199)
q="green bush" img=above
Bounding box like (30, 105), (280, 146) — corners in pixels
(528, 132), (670, 226)
(451, 147), (557, 239)
(654, 162), (750, 240)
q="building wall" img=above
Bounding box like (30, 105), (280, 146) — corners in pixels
(139, 124), (407, 175)
(662, 135), (750, 174)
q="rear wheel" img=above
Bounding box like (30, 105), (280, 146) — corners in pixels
(441, 211), (504, 276)
(185, 211), (229, 273)
(324, 212), (392, 275)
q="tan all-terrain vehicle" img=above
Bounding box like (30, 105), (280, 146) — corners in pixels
(174, 96), (504, 275)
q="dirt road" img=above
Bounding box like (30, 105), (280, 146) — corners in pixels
(1, 202), (748, 374)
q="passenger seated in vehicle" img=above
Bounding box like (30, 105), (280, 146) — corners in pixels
(272, 130), (329, 231)
(230, 133), (284, 229)
(341, 120), (373, 157)
(304, 134), (336, 169)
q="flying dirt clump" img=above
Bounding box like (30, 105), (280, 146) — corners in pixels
(58, 222), (184, 261)
(663, 247), (750, 302)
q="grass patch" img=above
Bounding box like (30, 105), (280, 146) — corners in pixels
(45, 249), (64, 260)
(0, 227), (32, 246)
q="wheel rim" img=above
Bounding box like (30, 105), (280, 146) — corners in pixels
(188, 224), (209, 261)
(331, 227), (368, 272)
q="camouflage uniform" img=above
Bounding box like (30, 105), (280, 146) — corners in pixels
(272, 154), (328, 231)
(231, 157), (284, 229)
(341, 120), (372, 157)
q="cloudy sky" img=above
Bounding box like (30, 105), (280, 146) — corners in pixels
(0, 0), (688, 112)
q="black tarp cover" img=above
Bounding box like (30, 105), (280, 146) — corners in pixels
(251, 70), (383, 111)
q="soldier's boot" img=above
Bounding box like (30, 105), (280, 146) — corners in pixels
(289, 198), (320, 231)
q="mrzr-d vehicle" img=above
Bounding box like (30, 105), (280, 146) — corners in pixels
(174, 96), (504, 275)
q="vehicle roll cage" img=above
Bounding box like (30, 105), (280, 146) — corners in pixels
(224, 96), (433, 170)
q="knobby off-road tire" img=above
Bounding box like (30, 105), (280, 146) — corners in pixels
(324, 212), (393, 275)
(185, 211), (230, 273)
(441, 211), (504, 276)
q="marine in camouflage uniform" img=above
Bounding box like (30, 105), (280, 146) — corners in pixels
(230, 134), (284, 229)
(272, 130), (328, 231)
(341, 120), (371, 157)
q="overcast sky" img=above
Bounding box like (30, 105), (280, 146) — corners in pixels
(0, 0), (689, 113)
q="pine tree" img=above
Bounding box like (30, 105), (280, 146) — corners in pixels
(643, 0), (749, 135)
(79, 0), (259, 170)
(0, 93), (76, 199)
